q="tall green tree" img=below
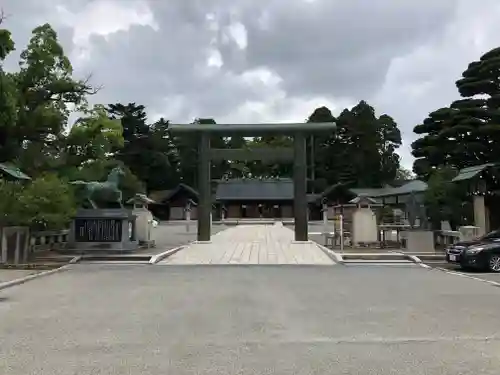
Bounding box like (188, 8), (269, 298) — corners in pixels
(307, 106), (337, 191)
(0, 173), (77, 230)
(248, 135), (293, 178)
(173, 118), (229, 187)
(0, 23), (97, 175)
(377, 114), (402, 183)
(394, 166), (414, 183)
(197, 118), (228, 182)
(308, 101), (401, 188)
(225, 135), (249, 178)
(64, 105), (124, 170)
(107, 103), (179, 192)
(424, 166), (466, 230)
(61, 105), (146, 200)
(148, 117), (181, 189)
(0, 17), (19, 162)
(412, 46), (500, 179)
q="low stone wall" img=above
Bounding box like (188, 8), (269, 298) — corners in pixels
(0, 227), (30, 264)
(29, 229), (69, 253)
(0, 227), (70, 264)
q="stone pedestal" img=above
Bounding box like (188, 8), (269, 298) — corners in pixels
(352, 207), (378, 246)
(403, 230), (434, 253)
(66, 209), (138, 254)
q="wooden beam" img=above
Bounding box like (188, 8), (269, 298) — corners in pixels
(210, 148), (294, 162)
(293, 132), (308, 241)
(168, 122), (336, 135)
(197, 133), (211, 241)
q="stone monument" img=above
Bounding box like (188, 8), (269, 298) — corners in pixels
(403, 191), (434, 252)
(66, 167), (138, 254)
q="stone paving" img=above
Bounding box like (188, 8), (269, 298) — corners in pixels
(160, 223), (335, 265)
(137, 222), (229, 254)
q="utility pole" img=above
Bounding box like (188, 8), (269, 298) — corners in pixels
(310, 135), (315, 194)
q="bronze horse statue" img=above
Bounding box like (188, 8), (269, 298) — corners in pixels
(69, 167), (126, 209)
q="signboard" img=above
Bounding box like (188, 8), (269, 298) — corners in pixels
(74, 218), (122, 242)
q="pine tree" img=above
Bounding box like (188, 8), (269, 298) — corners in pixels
(412, 46), (500, 179)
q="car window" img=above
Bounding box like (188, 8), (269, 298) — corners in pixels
(482, 230), (500, 240)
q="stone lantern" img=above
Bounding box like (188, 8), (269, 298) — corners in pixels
(321, 197), (329, 234)
(129, 193), (156, 247)
(349, 195), (380, 247)
(469, 178), (488, 236)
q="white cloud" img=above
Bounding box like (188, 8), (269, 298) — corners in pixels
(5, 0), (500, 173)
(226, 22), (247, 50)
(55, 0), (158, 63)
(372, 0), (500, 169)
(206, 49), (224, 69)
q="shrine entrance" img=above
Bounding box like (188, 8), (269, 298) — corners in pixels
(168, 122), (336, 242)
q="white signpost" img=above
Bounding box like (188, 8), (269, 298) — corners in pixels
(322, 202), (329, 235)
(185, 203), (191, 233)
(339, 214), (344, 252)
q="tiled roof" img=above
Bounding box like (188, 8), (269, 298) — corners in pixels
(0, 163), (31, 180)
(320, 180), (428, 201)
(376, 180), (427, 197)
(150, 184), (199, 204)
(148, 189), (174, 203)
(452, 163), (496, 182)
(351, 188), (389, 197)
(349, 195), (380, 205)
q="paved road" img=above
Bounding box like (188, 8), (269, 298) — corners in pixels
(161, 224), (334, 265)
(0, 269), (38, 283)
(1, 264), (500, 374)
(431, 262), (500, 284)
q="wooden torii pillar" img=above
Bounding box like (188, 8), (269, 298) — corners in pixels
(168, 122), (336, 242)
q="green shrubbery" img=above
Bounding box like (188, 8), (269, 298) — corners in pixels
(0, 174), (76, 231)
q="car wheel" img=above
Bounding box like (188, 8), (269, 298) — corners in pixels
(488, 254), (500, 273)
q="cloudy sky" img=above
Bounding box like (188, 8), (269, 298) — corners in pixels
(3, 0), (500, 169)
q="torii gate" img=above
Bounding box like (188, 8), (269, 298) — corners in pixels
(168, 122), (336, 242)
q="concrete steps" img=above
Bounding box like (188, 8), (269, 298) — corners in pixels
(31, 255), (76, 264)
(80, 261), (151, 265)
(341, 253), (411, 261)
(78, 255), (153, 263)
(329, 252), (417, 266)
(342, 260), (415, 265)
(405, 253), (446, 261)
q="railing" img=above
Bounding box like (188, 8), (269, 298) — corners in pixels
(0, 227), (69, 264)
(30, 229), (69, 253)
